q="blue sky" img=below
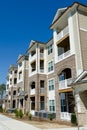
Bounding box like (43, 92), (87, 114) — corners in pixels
(0, 0), (86, 84)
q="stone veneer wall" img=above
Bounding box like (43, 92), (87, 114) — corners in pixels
(78, 91), (87, 126)
(54, 55), (77, 120)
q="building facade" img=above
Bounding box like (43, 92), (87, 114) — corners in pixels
(4, 2), (87, 125)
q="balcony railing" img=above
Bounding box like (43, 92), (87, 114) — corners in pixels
(40, 53), (44, 58)
(59, 78), (72, 90)
(58, 50), (71, 61)
(30, 89), (35, 95)
(40, 88), (44, 94)
(57, 26), (69, 42)
(60, 112), (71, 121)
(40, 68), (44, 73)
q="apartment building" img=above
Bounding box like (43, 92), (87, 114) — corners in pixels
(27, 39), (54, 116)
(4, 2), (87, 125)
(50, 2), (87, 125)
(5, 65), (18, 110)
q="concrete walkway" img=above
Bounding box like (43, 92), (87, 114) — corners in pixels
(0, 114), (40, 130)
(0, 114), (87, 130)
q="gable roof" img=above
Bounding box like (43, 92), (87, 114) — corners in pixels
(50, 2), (87, 29)
(52, 7), (67, 24)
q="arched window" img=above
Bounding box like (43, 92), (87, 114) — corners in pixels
(59, 68), (71, 81)
(31, 82), (35, 89)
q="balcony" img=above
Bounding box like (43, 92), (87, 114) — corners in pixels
(30, 89), (35, 95)
(30, 54), (36, 62)
(59, 78), (72, 90)
(40, 88), (44, 94)
(57, 26), (69, 42)
(58, 50), (71, 61)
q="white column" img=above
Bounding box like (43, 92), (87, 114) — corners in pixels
(68, 12), (83, 76)
(36, 45), (38, 73)
(44, 48), (47, 74)
(53, 30), (58, 64)
(23, 99), (25, 114)
(37, 46), (40, 73)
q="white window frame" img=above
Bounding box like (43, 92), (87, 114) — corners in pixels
(48, 79), (54, 91)
(48, 60), (54, 72)
(49, 100), (55, 112)
(47, 44), (53, 55)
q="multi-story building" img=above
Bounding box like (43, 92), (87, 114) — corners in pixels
(4, 2), (87, 126)
(5, 65), (18, 110)
(50, 2), (87, 125)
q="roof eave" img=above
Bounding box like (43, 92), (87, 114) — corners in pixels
(50, 2), (79, 30)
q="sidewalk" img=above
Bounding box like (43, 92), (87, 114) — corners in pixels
(0, 114), (87, 130)
(0, 114), (40, 130)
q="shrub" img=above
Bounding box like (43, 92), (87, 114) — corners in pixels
(18, 109), (23, 118)
(48, 113), (53, 121)
(28, 113), (32, 120)
(15, 109), (23, 118)
(15, 109), (19, 117)
(71, 113), (77, 125)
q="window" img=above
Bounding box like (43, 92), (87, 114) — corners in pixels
(13, 91), (16, 95)
(10, 78), (12, 85)
(40, 80), (44, 88)
(31, 82), (35, 89)
(14, 70), (17, 74)
(61, 99), (67, 112)
(14, 78), (17, 84)
(48, 79), (54, 90)
(60, 93), (67, 112)
(49, 100), (55, 112)
(48, 44), (53, 55)
(48, 61), (53, 72)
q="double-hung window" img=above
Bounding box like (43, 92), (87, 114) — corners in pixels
(48, 44), (53, 55)
(48, 61), (53, 72)
(49, 100), (55, 112)
(48, 79), (54, 90)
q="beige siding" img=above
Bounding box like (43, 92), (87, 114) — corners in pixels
(79, 12), (87, 30)
(80, 30), (87, 69)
